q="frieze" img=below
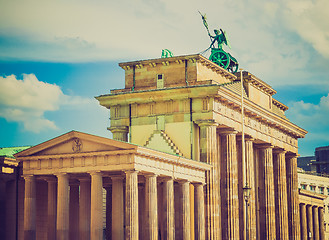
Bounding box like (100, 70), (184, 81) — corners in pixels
(214, 100), (297, 147)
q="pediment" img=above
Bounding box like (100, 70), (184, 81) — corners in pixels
(15, 131), (137, 158)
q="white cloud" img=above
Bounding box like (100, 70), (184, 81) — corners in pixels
(283, 0), (329, 58)
(0, 74), (92, 133)
(287, 93), (329, 141)
(1, 0), (329, 88)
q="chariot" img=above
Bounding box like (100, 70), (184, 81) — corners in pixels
(200, 12), (239, 73)
(210, 47), (238, 74)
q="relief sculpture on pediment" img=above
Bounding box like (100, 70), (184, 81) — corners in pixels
(72, 138), (82, 153)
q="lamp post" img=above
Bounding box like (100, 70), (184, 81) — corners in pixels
(240, 69), (250, 240)
(243, 185), (251, 240)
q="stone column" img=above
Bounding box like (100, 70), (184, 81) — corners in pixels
(111, 175), (124, 240)
(273, 149), (289, 240)
(145, 174), (158, 240)
(300, 204), (307, 240)
(57, 173), (70, 240)
(23, 175), (36, 240)
(259, 144), (276, 239)
(245, 137), (256, 240)
(47, 178), (57, 240)
(70, 183), (80, 240)
(90, 171), (103, 240)
(286, 154), (301, 240)
(139, 184), (146, 239)
(180, 180), (191, 240)
(105, 186), (112, 240)
(109, 126), (129, 142)
(319, 207), (325, 240)
(307, 205), (313, 240)
(163, 177), (174, 240)
(313, 206), (319, 240)
(221, 130), (239, 240)
(194, 183), (205, 240)
(125, 170), (139, 240)
(196, 119), (219, 240)
(79, 178), (91, 240)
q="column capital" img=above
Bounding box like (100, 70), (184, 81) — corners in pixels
(41, 176), (57, 183)
(273, 148), (287, 154)
(78, 177), (91, 183)
(195, 119), (218, 127)
(245, 135), (254, 142)
(176, 179), (190, 184)
(125, 169), (139, 175)
(88, 170), (102, 176)
(23, 174), (35, 180)
(144, 172), (158, 178)
(160, 176), (173, 182)
(256, 143), (273, 149)
(286, 152), (299, 159)
(192, 182), (205, 187)
(108, 125), (129, 133)
(110, 174), (125, 181)
(219, 128), (238, 135)
(55, 172), (69, 178)
(236, 134), (254, 141)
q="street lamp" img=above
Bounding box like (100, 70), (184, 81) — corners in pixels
(243, 185), (251, 240)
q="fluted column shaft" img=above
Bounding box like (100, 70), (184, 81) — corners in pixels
(57, 173), (70, 240)
(90, 171), (103, 240)
(221, 130), (239, 240)
(70, 184), (80, 240)
(112, 176), (124, 240)
(197, 120), (219, 240)
(163, 177), (175, 240)
(181, 180), (191, 240)
(300, 204), (307, 240)
(105, 186), (112, 240)
(274, 150), (289, 240)
(313, 206), (319, 240)
(287, 154), (301, 240)
(194, 183), (205, 240)
(245, 138), (256, 240)
(319, 207), (325, 240)
(307, 205), (313, 240)
(259, 145), (276, 239)
(24, 175), (36, 240)
(47, 179), (57, 240)
(145, 174), (158, 240)
(79, 178), (91, 240)
(125, 170), (139, 240)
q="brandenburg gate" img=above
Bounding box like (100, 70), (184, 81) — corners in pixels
(16, 54), (308, 240)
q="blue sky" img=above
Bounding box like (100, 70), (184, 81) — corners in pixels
(1, 0), (329, 156)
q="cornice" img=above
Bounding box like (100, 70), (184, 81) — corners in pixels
(118, 54), (237, 81)
(237, 71), (276, 96)
(216, 85), (307, 138)
(97, 83), (307, 138)
(272, 98), (288, 111)
(96, 84), (221, 107)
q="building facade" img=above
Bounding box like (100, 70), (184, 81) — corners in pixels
(13, 54), (309, 240)
(96, 54), (307, 239)
(298, 171), (329, 239)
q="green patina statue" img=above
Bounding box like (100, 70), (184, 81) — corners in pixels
(161, 49), (174, 58)
(199, 11), (238, 73)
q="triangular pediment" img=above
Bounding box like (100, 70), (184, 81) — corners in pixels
(15, 131), (137, 158)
